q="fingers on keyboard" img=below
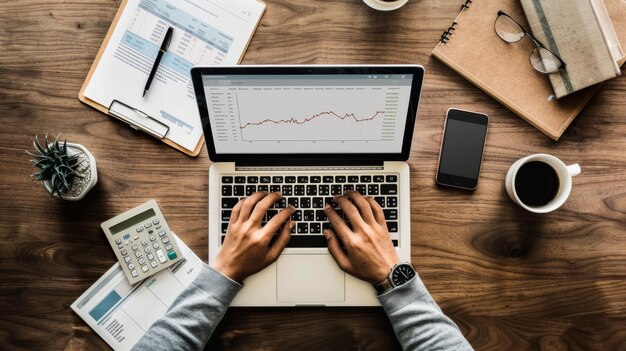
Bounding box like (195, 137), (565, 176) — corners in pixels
(220, 175), (400, 248)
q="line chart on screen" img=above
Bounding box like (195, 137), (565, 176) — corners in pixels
(208, 86), (403, 143)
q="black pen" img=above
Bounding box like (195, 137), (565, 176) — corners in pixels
(143, 26), (174, 97)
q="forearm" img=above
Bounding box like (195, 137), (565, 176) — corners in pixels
(378, 275), (473, 351)
(132, 264), (242, 351)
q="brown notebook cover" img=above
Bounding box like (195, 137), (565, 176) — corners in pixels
(431, 0), (626, 141)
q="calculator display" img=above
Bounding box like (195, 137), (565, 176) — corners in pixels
(109, 209), (156, 234)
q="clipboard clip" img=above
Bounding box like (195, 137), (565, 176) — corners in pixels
(108, 100), (170, 139)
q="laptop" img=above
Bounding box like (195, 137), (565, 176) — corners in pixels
(191, 65), (424, 306)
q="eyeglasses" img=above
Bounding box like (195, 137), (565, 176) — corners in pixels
(494, 10), (566, 74)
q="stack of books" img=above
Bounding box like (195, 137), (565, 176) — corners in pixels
(431, 0), (625, 140)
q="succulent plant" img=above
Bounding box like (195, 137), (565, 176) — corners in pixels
(27, 134), (81, 196)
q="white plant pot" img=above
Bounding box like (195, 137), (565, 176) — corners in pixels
(42, 143), (98, 201)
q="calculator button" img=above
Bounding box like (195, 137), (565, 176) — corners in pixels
(158, 230), (166, 237)
(149, 235), (156, 242)
(121, 249), (128, 256)
(131, 245), (138, 251)
(115, 238), (122, 245)
(144, 222), (152, 229)
(153, 219), (160, 225)
(141, 265), (149, 273)
(138, 258), (146, 265)
(144, 246), (152, 253)
(148, 254), (155, 261)
(123, 234), (131, 240)
(150, 261), (158, 268)
(141, 240), (147, 246)
(167, 251), (178, 260)
(117, 244), (124, 249)
(136, 226), (144, 233)
(153, 243), (159, 249)
(161, 236), (170, 244)
(124, 256), (131, 263)
(128, 263), (135, 270)
(156, 250), (167, 263)
(165, 244), (173, 251)
(133, 235), (139, 241)
(131, 270), (138, 277)
(135, 251), (142, 258)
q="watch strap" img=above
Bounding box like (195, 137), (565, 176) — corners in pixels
(374, 278), (394, 295)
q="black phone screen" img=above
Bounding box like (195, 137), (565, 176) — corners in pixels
(437, 109), (488, 189)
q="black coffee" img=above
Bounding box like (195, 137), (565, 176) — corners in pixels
(514, 161), (560, 207)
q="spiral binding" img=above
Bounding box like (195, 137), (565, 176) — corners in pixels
(440, 0), (472, 44)
(439, 22), (457, 44)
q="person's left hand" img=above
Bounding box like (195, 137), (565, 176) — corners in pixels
(212, 192), (295, 283)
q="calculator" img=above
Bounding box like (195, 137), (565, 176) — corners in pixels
(101, 200), (182, 284)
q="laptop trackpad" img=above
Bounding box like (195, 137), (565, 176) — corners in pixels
(276, 254), (345, 303)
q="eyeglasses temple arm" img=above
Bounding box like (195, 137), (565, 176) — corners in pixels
(527, 34), (567, 67)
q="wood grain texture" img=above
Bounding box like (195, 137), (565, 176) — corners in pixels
(0, 0), (625, 350)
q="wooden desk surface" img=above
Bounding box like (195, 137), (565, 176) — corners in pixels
(1, 0), (625, 350)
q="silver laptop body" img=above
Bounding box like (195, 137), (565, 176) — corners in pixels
(191, 65), (425, 306)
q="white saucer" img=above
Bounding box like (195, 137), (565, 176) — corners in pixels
(362, 0), (409, 11)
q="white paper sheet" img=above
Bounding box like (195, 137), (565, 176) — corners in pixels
(71, 234), (204, 351)
(84, 0), (265, 151)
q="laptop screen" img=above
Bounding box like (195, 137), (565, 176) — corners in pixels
(192, 66), (424, 163)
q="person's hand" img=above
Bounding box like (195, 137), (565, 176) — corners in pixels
(324, 190), (400, 285)
(212, 192), (295, 283)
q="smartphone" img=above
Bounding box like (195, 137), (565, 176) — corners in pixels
(436, 108), (489, 190)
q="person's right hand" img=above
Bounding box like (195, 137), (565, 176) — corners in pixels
(323, 190), (400, 285)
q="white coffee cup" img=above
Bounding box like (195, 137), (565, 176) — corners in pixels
(362, 0), (409, 11)
(505, 154), (581, 213)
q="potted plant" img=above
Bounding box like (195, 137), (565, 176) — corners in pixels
(27, 134), (98, 201)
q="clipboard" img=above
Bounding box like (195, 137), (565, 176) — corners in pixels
(79, 0), (266, 157)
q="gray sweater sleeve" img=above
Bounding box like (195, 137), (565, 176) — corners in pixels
(131, 264), (242, 351)
(134, 266), (471, 351)
(378, 274), (474, 351)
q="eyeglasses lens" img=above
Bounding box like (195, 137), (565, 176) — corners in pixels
(495, 15), (525, 43)
(530, 47), (562, 73)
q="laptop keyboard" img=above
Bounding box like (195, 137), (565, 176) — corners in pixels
(220, 174), (399, 248)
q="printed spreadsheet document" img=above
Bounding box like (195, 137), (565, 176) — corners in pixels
(83, 0), (265, 151)
(71, 234), (203, 351)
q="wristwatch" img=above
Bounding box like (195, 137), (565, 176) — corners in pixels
(374, 262), (416, 295)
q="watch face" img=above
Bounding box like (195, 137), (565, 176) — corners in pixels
(391, 264), (416, 286)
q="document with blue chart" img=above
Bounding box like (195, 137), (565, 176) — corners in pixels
(80, 0), (265, 154)
(71, 234), (203, 351)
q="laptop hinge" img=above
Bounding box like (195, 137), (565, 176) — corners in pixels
(235, 161), (385, 172)
(235, 164), (384, 172)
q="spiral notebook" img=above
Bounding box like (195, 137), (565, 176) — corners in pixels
(431, 0), (626, 141)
